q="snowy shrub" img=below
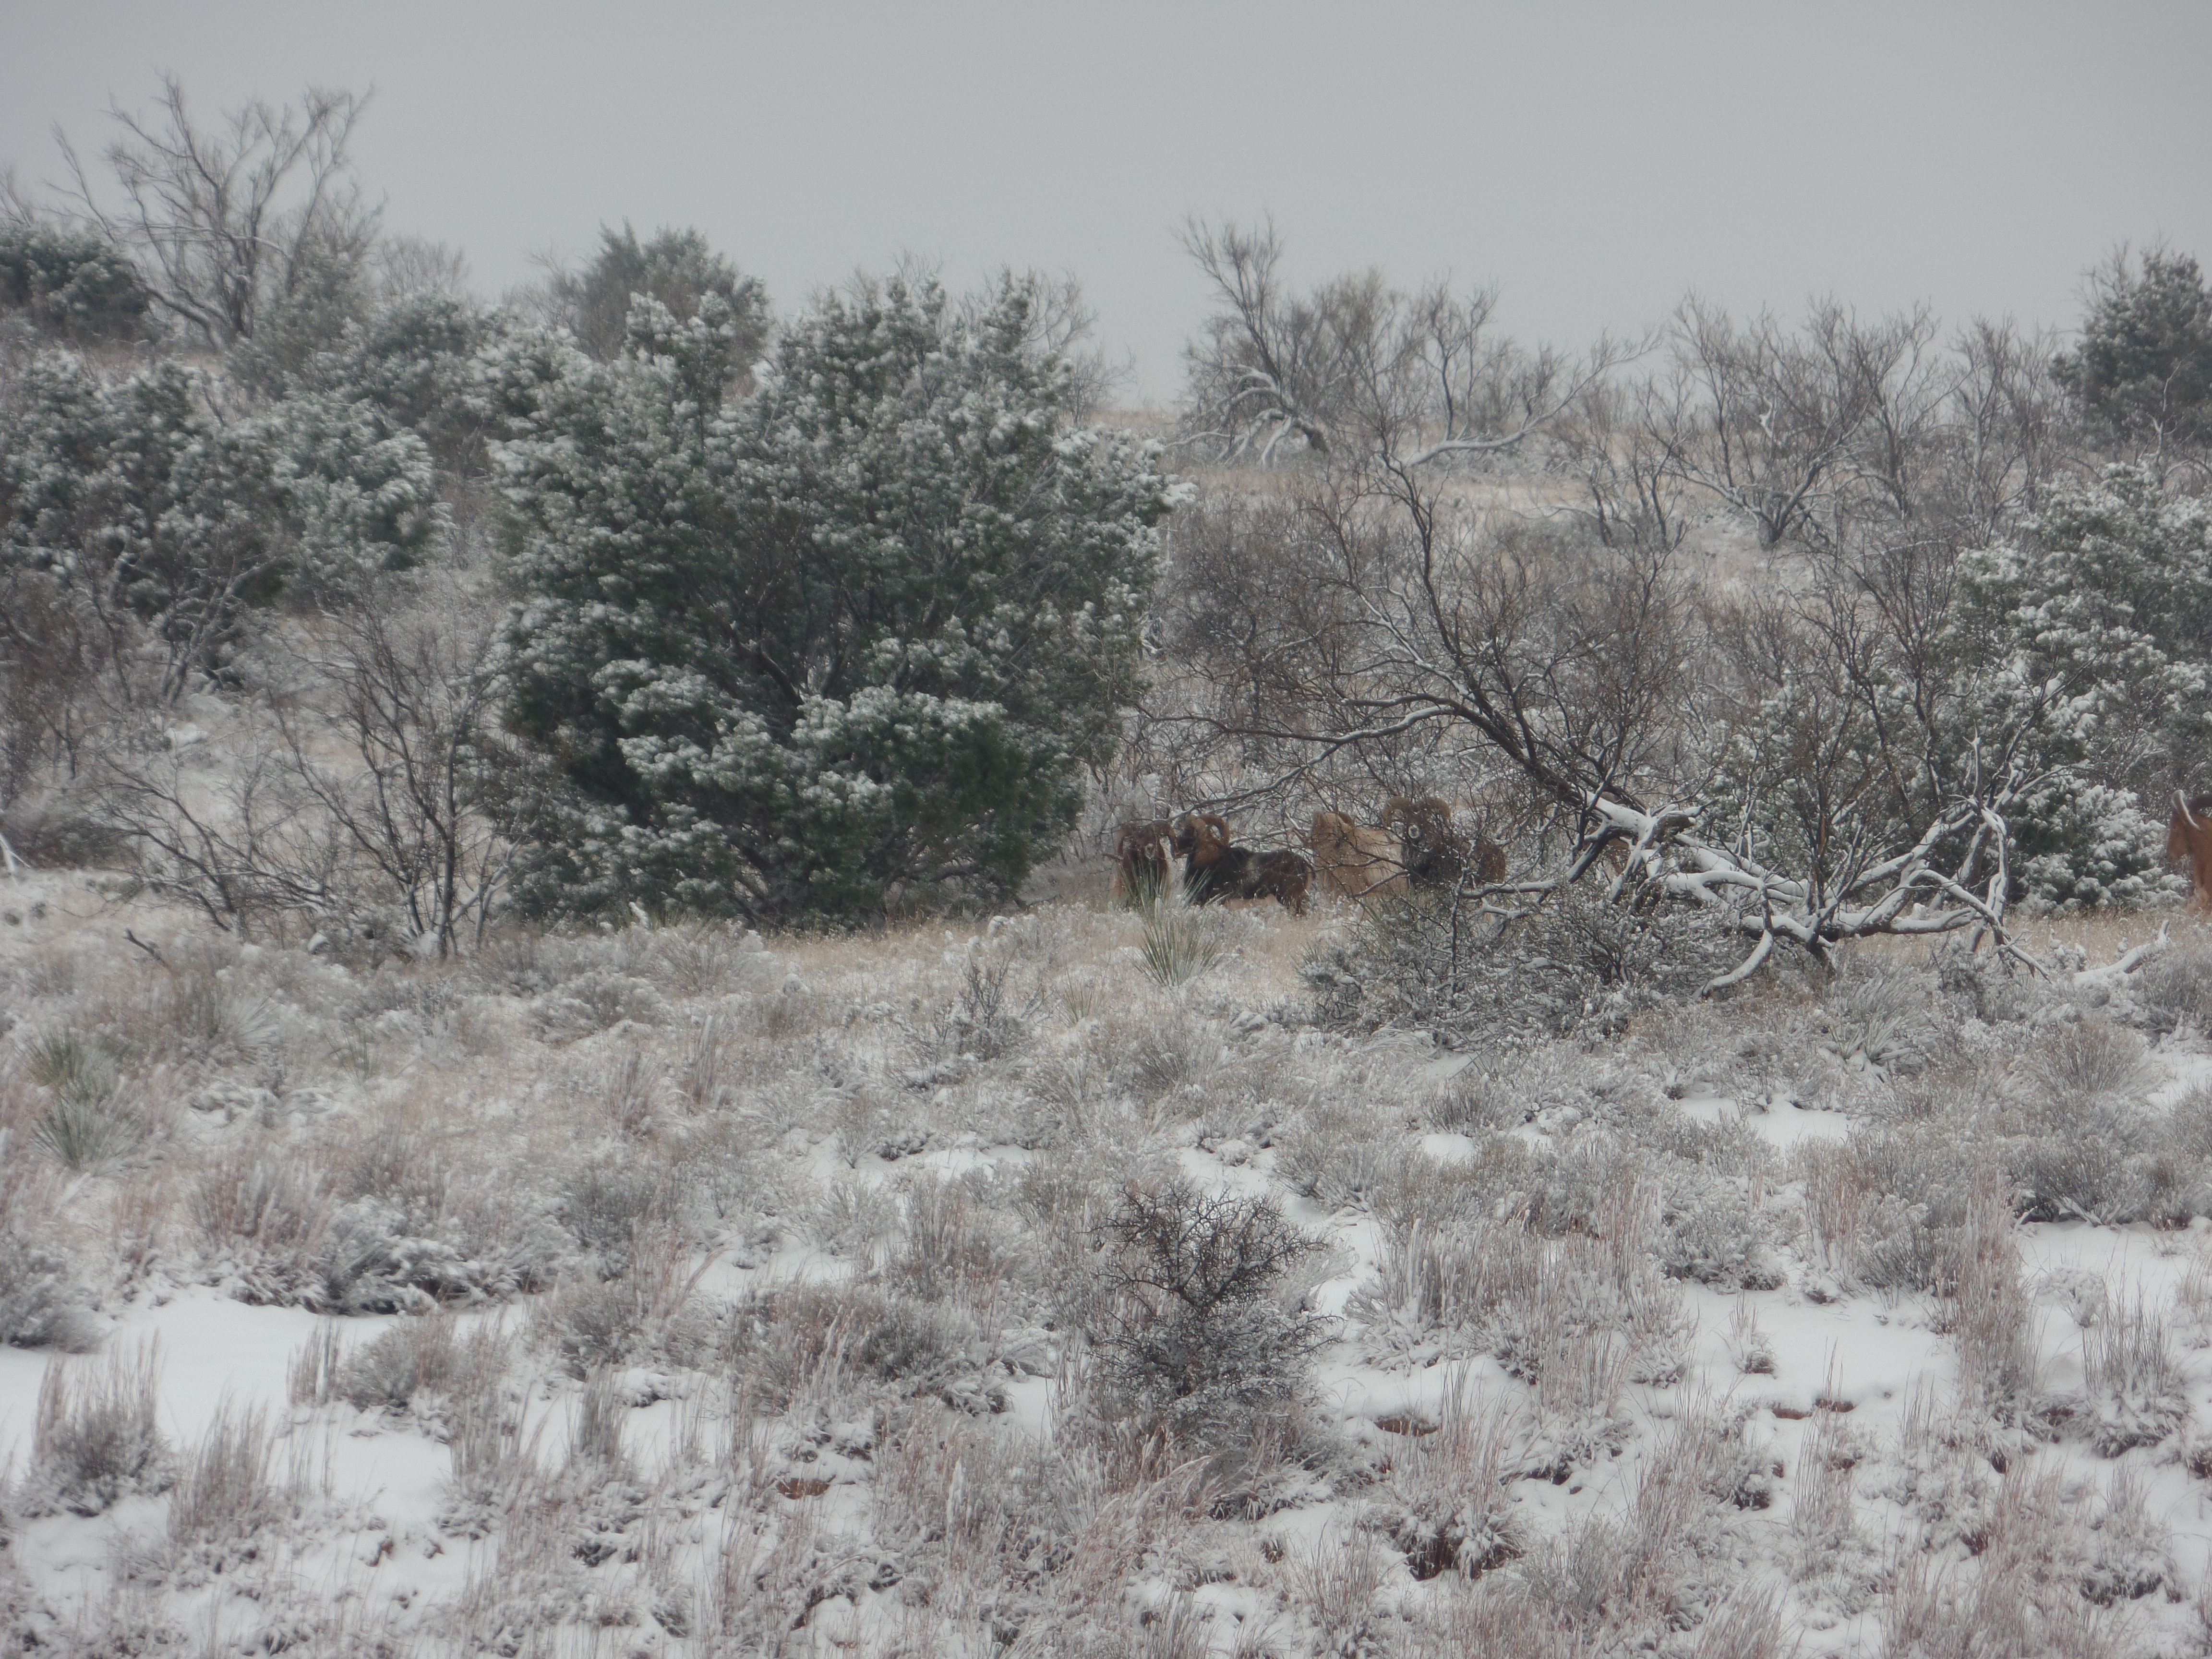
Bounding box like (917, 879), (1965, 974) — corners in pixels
(0, 220), (150, 341)
(2003, 1056), (2168, 1223)
(492, 276), (1179, 924)
(725, 1282), (982, 1411)
(2078, 1466), (2178, 1606)
(649, 923), (760, 998)
(190, 1151), (335, 1305)
(319, 1197), (502, 1312)
(1275, 1107), (1409, 1211)
(530, 969), (667, 1039)
(167, 1402), (297, 1571)
(2136, 945), (2212, 1033)
(1795, 1128), (1985, 1291)
(1946, 1177), (2042, 1422)
(1829, 963), (1938, 1073)
(335, 1314), (501, 1415)
(2019, 1019), (2155, 1107)
(1655, 1174), (1782, 1290)
(1137, 903), (1226, 989)
(884, 1175), (1021, 1303)
(1426, 1058), (1531, 1132)
(18, 1346), (171, 1517)
(1091, 1180), (1331, 1442)
(1307, 877), (1737, 1043)
(1504, 1404), (1775, 1650)
(1365, 1149), (1498, 1237)
(1106, 1009), (1221, 1106)
(0, 1227), (100, 1351)
(18, 1028), (142, 1173)
(115, 944), (279, 1066)
(554, 1164), (663, 1278)
(28, 1080), (143, 1174)
(2075, 1293), (2189, 1456)
(540, 1222), (715, 1378)
(1371, 1384), (1522, 1582)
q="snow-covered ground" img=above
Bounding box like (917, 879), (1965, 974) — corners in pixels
(5, 864), (2212, 1656)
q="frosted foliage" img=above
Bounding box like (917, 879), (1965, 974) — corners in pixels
(1956, 466), (2212, 906)
(492, 276), (1182, 921)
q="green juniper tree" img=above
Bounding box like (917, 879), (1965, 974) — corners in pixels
(492, 275), (1179, 923)
(2057, 247), (2212, 452)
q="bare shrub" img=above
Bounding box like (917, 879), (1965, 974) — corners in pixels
(724, 1281), (978, 1410)
(191, 1150), (334, 1304)
(1371, 1371), (1521, 1582)
(1946, 1174), (2041, 1425)
(1091, 1179), (1331, 1442)
(19, 1343), (171, 1516)
(2020, 1019), (2154, 1107)
(540, 1223), (716, 1378)
(167, 1401), (298, 1565)
(333, 1313), (499, 1415)
(2135, 944), (2212, 1032)
(2077, 1290), (2188, 1455)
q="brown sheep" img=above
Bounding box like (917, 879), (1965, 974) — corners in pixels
(1381, 795), (1507, 887)
(1309, 811), (1407, 902)
(1112, 819), (1174, 902)
(1170, 813), (1311, 912)
(2169, 793), (2212, 907)
(1251, 848), (1314, 915)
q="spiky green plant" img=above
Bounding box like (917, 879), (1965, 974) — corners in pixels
(22, 1029), (139, 1173)
(1139, 903), (1225, 989)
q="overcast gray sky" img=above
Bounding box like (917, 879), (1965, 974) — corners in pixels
(5, 1), (2209, 401)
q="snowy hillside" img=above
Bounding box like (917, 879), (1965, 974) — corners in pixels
(6, 866), (2212, 1657)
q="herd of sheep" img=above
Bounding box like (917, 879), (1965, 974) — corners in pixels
(1111, 797), (1508, 913)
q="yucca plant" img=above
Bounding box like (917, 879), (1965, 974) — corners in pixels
(32, 1089), (144, 1174)
(22, 1030), (141, 1174)
(1139, 902), (1226, 989)
(22, 1029), (120, 1104)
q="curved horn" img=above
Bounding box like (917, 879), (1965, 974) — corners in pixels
(2181, 791), (2202, 831)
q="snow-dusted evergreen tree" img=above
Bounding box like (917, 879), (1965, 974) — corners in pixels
(0, 348), (444, 697)
(492, 276), (1179, 921)
(1951, 464), (2212, 905)
(2056, 247), (2212, 450)
(0, 220), (150, 344)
